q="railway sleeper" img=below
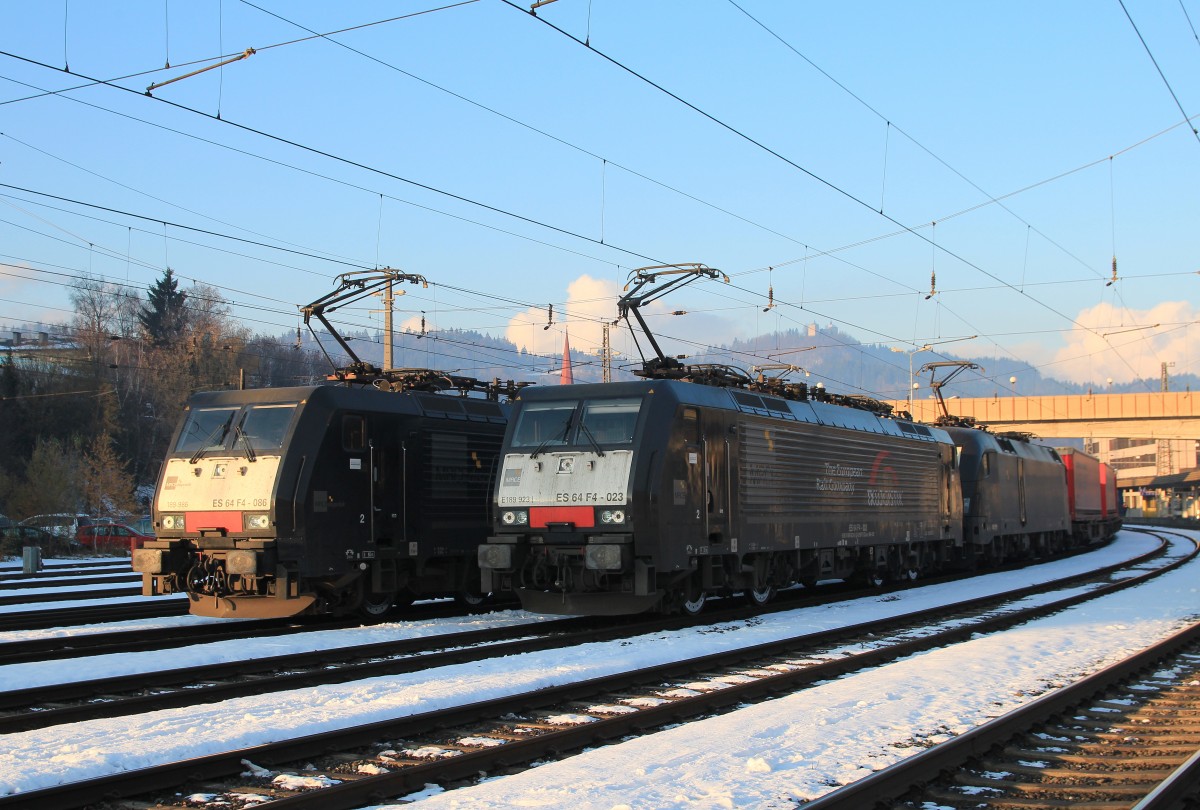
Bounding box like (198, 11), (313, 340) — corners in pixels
(951, 771), (1168, 794)
(975, 762), (1184, 781)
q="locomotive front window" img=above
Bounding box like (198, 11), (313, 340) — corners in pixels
(580, 398), (641, 445)
(510, 401), (577, 448)
(175, 407), (238, 453)
(239, 404), (298, 451)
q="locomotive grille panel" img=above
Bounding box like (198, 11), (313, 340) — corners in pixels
(739, 419), (940, 521)
(420, 431), (503, 523)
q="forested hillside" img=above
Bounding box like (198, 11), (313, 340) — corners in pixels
(2, 272), (1194, 523)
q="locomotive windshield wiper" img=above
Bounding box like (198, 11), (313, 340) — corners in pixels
(530, 416), (573, 459)
(234, 423), (257, 462)
(577, 420), (606, 457)
(188, 416), (234, 464)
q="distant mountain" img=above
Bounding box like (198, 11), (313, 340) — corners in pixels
(290, 325), (1198, 398)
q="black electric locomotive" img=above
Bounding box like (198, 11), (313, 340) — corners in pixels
(940, 426), (1072, 561)
(478, 377), (965, 615)
(477, 264), (1118, 617)
(132, 270), (524, 619)
(132, 382), (510, 618)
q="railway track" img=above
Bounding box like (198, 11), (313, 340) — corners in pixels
(0, 561), (133, 584)
(806, 619), (1200, 810)
(0, 536), (1169, 733)
(0, 598), (190, 631)
(1, 530), (1190, 810)
(0, 598), (492, 665)
(0, 572), (137, 591)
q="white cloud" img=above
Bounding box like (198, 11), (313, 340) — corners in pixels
(505, 275), (621, 357)
(504, 273), (750, 363)
(1044, 300), (1198, 385)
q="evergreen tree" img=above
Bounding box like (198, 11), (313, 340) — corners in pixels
(10, 437), (80, 519)
(138, 268), (188, 346)
(80, 434), (138, 518)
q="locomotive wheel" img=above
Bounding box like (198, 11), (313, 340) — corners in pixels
(743, 584), (776, 607)
(358, 590), (397, 621)
(455, 590), (491, 612)
(680, 589), (707, 616)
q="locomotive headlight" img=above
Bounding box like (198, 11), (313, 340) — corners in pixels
(243, 513), (271, 531)
(500, 509), (528, 526)
(160, 514), (184, 531)
(599, 509), (626, 525)
(585, 544), (624, 571)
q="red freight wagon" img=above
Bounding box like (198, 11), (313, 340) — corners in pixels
(1055, 447), (1106, 543)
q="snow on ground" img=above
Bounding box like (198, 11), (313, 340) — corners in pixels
(0, 609), (561, 691)
(0, 530), (1195, 802)
(0, 612), (230, 644)
(390, 529), (1200, 809)
(0, 557), (129, 572)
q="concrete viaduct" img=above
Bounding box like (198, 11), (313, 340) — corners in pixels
(883, 391), (1200, 440)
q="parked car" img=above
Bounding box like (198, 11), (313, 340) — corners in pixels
(1, 525), (69, 557)
(75, 523), (153, 554)
(19, 513), (93, 539)
(130, 515), (155, 537)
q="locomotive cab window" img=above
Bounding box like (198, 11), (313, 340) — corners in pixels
(580, 398), (640, 445)
(510, 401), (576, 448)
(343, 414), (366, 451)
(682, 407), (700, 443)
(175, 407), (238, 453)
(238, 404), (297, 452)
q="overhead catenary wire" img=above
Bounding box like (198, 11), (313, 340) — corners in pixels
(505, 0), (1166, 391)
(2, 16), (1190, 345)
(1117, 0), (1200, 145)
(0, 8), (1185, 396)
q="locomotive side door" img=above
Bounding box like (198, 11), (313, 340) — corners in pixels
(342, 413), (373, 550)
(703, 416), (728, 544)
(681, 407), (705, 531)
(305, 411), (373, 575)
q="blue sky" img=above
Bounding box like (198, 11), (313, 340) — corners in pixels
(1, 1), (1197, 394)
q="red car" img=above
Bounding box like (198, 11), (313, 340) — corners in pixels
(75, 524), (154, 554)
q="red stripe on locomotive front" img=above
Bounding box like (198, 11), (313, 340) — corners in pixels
(185, 511), (243, 533)
(529, 506), (595, 528)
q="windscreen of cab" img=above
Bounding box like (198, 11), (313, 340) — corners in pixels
(174, 403), (298, 455)
(510, 397), (642, 449)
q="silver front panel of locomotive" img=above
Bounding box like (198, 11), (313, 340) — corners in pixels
(497, 450), (633, 507)
(157, 456), (282, 512)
